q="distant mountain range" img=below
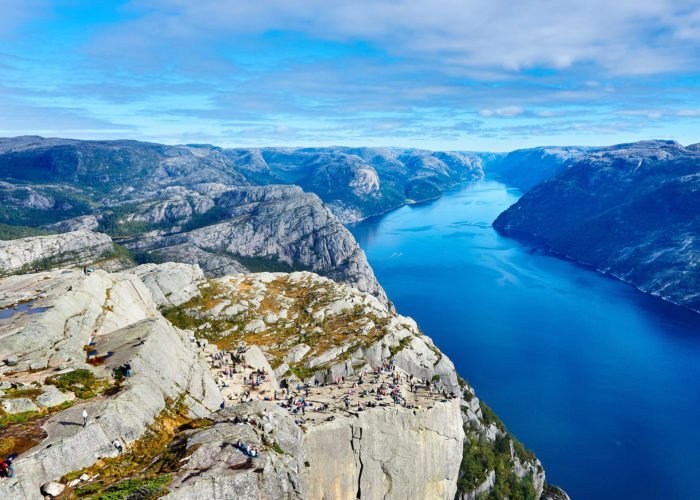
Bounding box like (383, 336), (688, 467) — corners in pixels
(0, 137), (488, 303)
(1, 135), (698, 314)
(494, 140), (700, 313)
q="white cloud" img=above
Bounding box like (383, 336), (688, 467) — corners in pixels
(109, 0), (700, 76)
(480, 106), (524, 118)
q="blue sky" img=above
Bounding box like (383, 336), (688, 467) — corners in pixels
(2, 0), (700, 151)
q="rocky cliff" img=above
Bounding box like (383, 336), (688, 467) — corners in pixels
(484, 147), (588, 191)
(125, 185), (387, 304)
(0, 230), (114, 276)
(0, 264), (559, 499)
(230, 147), (486, 222)
(494, 140), (700, 313)
(0, 138), (387, 302)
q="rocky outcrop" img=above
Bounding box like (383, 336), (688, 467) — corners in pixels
(131, 262), (205, 307)
(232, 147), (486, 222)
(127, 185), (388, 304)
(0, 262), (558, 499)
(0, 265), (222, 499)
(0, 230), (113, 276)
(304, 399), (464, 499)
(494, 140), (700, 313)
(161, 270), (551, 499)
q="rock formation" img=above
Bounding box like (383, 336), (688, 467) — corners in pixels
(0, 264), (558, 499)
(0, 230), (113, 276)
(494, 140), (700, 313)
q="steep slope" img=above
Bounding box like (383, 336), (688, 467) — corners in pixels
(0, 230), (114, 276)
(485, 146), (589, 191)
(0, 265), (565, 499)
(0, 138), (386, 303)
(494, 140), (700, 312)
(230, 147), (486, 222)
(127, 185), (388, 303)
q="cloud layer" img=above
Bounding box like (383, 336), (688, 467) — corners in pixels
(1, 0), (700, 149)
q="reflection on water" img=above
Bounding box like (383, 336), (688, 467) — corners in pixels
(350, 179), (700, 500)
(0, 299), (49, 320)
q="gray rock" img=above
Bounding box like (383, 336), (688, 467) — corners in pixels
(1, 397), (39, 414)
(40, 481), (65, 497)
(132, 262), (204, 307)
(0, 230), (113, 276)
(493, 140), (700, 313)
(284, 344), (310, 364)
(36, 385), (75, 409)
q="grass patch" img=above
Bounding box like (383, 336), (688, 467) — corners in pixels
(62, 398), (207, 499)
(45, 369), (110, 399)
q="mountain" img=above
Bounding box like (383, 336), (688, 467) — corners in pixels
(494, 140), (700, 313)
(227, 146), (486, 222)
(485, 146), (589, 191)
(0, 263), (564, 499)
(0, 137), (386, 303)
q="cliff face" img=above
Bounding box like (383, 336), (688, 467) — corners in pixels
(485, 146), (588, 191)
(230, 147), (486, 222)
(494, 140), (700, 313)
(126, 185), (387, 304)
(304, 399), (464, 499)
(0, 139), (387, 302)
(0, 230), (114, 276)
(0, 265), (554, 499)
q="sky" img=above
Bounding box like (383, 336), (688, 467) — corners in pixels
(2, 0), (700, 151)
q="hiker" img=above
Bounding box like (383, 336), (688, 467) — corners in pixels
(0, 458), (13, 478)
(113, 440), (123, 454)
(82, 409), (88, 427)
(124, 363), (132, 377)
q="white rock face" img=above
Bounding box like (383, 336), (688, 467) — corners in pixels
(0, 230), (113, 275)
(40, 482), (65, 497)
(0, 264), (222, 500)
(36, 385), (75, 409)
(305, 399), (464, 500)
(2, 397), (39, 414)
(132, 262), (204, 307)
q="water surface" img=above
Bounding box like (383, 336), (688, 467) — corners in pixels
(350, 179), (700, 499)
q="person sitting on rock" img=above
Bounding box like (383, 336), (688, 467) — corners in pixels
(112, 440), (123, 454)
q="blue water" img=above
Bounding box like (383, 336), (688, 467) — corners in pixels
(349, 179), (700, 499)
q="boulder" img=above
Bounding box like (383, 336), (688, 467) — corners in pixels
(132, 263), (205, 307)
(1, 397), (39, 414)
(41, 482), (65, 497)
(36, 385), (75, 409)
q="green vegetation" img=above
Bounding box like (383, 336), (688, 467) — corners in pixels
(457, 399), (539, 499)
(479, 400), (506, 432)
(45, 369), (109, 399)
(231, 254), (309, 273)
(63, 398), (203, 499)
(0, 410), (42, 427)
(97, 203), (163, 237)
(97, 243), (135, 264)
(132, 251), (166, 265)
(389, 336), (413, 356)
(458, 435), (537, 500)
(78, 475), (172, 500)
(0, 223), (50, 240)
(181, 206), (230, 232)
